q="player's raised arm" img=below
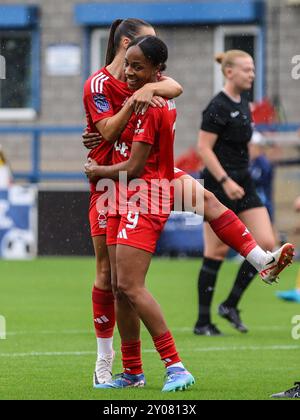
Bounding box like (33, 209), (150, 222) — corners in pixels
(131, 77), (182, 115)
(151, 76), (183, 98)
(94, 75), (182, 139)
(95, 97), (135, 143)
(86, 106), (157, 181)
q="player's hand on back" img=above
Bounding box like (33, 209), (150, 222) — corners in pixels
(222, 178), (245, 201)
(132, 85), (165, 115)
(82, 129), (102, 150)
(151, 96), (166, 109)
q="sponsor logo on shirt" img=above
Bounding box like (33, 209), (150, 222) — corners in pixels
(93, 94), (110, 113)
(230, 111), (240, 118)
(135, 119), (145, 135)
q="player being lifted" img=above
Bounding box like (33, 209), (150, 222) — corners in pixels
(85, 34), (295, 390)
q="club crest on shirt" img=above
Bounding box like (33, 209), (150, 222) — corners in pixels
(93, 94), (110, 113)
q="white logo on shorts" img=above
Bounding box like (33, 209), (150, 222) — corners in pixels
(98, 211), (107, 228)
(117, 229), (128, 240)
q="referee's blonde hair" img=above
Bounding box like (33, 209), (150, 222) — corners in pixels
(215, 50), (252, 76)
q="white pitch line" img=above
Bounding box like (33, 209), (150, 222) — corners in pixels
(6, 330), (93, 336)
(0, 345), (299, 358)
(172, 326), (289, 333)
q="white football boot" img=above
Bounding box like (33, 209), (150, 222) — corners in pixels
(260, 243), (295, 285)
(93, 351), (115, 388)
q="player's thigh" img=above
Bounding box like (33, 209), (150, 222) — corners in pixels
(204, 222), (229, 261)
(175, 174), (205, 214)
(238, 207), (275, 251)
(116, 245), (153, 293)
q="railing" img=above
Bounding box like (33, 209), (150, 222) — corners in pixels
(0, 124), (299, 183)
(0, 126), (85, 183)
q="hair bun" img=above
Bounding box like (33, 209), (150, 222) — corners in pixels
(160, 63), (167, 72)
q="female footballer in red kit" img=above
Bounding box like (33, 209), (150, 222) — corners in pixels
(86, 35), (195, 392)
(85, 35), (294, 391)
(83, 18), (184, 386)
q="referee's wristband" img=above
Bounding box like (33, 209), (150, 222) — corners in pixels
(219, 175), (229, 185)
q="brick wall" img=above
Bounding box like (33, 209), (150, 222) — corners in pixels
(266, 0), (300, 122)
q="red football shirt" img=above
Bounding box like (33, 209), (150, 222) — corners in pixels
(83, 67), (132, 192)
(113, 100), (177, 214)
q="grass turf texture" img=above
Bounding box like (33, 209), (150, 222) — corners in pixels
(0, 258), (299, 400)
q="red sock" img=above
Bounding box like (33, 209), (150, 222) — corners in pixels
(121, 340), (143, 375)
(92, 287), (115, 338)
(153, 331), (181, 368)
(210, 210), (257, 258)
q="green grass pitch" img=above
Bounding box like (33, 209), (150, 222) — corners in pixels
(0, 258), (299, 400)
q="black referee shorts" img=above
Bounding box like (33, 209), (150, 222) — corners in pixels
(203, 169), (264, 215)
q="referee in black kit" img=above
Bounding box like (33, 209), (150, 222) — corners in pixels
(194, 50), (275, 336)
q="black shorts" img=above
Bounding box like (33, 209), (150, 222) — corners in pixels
(203, 169), (264, 215)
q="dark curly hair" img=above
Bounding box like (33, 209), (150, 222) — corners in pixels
(127, 35), (168, 72)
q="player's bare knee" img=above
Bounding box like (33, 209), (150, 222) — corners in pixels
(95, 265), (112, 290)
(97, 265), (111, 279)
(204, 191), (224, 214)
(114, 288), (124, 301)
(205, 246), (227, 261)
(257, 238), (276, 252)
(116, 280), (140, 304)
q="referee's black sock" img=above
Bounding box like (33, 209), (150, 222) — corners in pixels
(196, 258), (223, 326)
(222, 260), (257, 308)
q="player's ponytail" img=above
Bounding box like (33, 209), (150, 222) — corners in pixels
(105, 19), (124, 66)
(215, 50), (252, 76)
(128, 36), (168, 72)
(105, 18), (153, 66)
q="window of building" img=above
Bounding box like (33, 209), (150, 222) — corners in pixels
(0, 30), (38, 120)
(0, 32), (31, 108)
(90, 29), (109, 74)
(214, 26), (264, 102)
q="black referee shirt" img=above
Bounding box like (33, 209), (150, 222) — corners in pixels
(201, 91), (253, 171)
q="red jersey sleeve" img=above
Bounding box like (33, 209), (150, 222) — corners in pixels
(84, 73), (114, 125)
(132, 108), (161, 145)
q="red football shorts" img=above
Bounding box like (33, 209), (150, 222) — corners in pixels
(106, 211), (169, 254)
(89, 192), (108, 237)
(89, 168), (187, 239)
